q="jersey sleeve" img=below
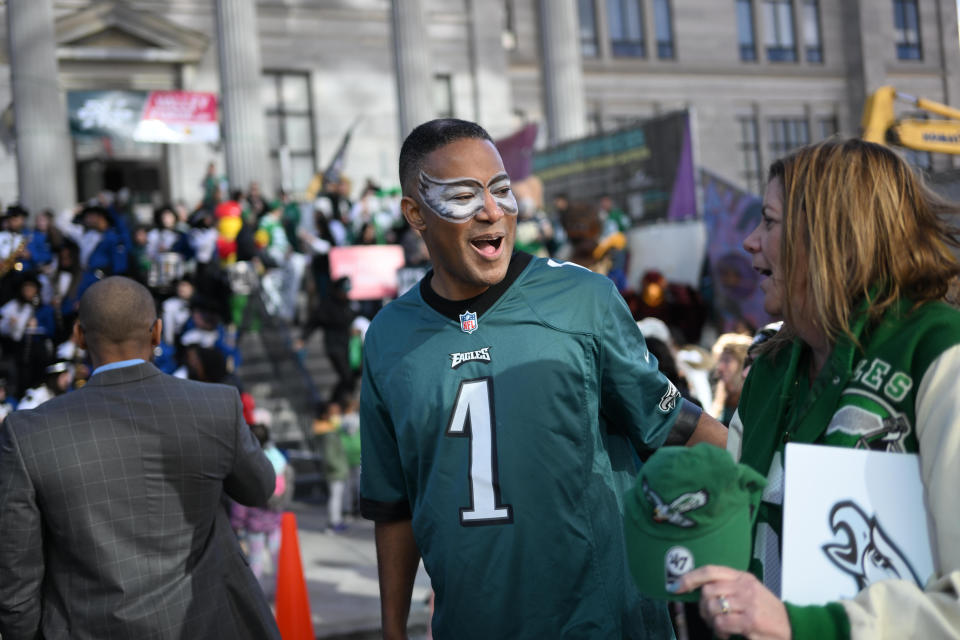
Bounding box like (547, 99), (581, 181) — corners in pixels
(837, 344), (960, 639)
(359, 331), (411, 522)
(598, 282), (693, 450)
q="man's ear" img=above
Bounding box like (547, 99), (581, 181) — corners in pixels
(73, 321), (87, 350)
(151, 318), (163, 349)
(401, 196), (427, 232)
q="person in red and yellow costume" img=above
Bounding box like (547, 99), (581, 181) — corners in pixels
(215, 198), (244, 265)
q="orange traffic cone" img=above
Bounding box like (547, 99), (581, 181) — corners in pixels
(275, 512), (314, 640)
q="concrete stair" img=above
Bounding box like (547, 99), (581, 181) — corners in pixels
(235, 302), (341, 500)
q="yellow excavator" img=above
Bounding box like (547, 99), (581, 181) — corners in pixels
(862, 85), (960, 154)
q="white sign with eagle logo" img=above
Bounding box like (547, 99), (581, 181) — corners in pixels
(780, 444), (935, 605)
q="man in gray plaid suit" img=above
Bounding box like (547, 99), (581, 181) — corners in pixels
(0, 276), (281, 639)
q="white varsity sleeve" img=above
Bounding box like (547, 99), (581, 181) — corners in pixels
(840, 344), (960, 639)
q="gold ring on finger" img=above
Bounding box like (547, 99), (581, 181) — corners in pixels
(718, 595), (731, 615)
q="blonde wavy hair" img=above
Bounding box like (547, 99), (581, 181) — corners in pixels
(770, 138), (960, 346)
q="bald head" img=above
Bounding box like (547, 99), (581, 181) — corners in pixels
(78, 277), (158, 356)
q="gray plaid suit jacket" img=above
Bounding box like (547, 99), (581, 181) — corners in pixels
(0, 362), (281, 639)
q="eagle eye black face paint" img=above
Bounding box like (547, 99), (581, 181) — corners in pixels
(417, 171), (518, 223)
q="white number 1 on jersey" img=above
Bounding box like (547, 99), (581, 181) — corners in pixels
(446, 378), (514, 525)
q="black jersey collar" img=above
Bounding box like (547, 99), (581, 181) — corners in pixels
(420, 251), (533, 321)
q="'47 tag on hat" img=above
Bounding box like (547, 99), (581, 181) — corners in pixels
(664, 545), (696, 592)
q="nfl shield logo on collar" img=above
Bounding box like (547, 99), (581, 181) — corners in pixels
(459, 311), (478, 334)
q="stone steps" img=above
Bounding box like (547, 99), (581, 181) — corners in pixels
(236, 316), (335, 499)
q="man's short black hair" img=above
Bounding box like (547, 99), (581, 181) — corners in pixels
(398, 118), (493, 196)
(4, 204), (28, 219)
(153, 204), (176, 228)
(185, 344), (228, 383)
(77, 205), (112, 226)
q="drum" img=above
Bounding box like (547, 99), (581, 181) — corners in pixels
(226, 260), (259, 296)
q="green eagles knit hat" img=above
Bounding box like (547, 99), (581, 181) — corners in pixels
(623, 443), (767, 602)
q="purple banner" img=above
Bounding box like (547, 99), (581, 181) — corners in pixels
(495, 123), (539, 182)
(666, 121), (696, 221)
(701, 170), (772, 332)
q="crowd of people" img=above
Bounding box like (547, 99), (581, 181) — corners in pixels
(0, 162), (411, 414)
(0, 195), (242, 413)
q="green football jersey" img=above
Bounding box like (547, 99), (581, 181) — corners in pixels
(360, 252), (690, 639)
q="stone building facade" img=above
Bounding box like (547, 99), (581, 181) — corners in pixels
(0, 0), (957, 214)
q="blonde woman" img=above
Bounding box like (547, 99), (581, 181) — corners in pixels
(676, 139), (960, 639)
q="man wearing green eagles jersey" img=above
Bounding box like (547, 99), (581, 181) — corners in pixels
(359, 119), (727, 639)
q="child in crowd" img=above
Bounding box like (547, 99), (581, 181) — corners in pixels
(161, 278), (194, 346)
(230, 409), (293, 594)
(178, 295), (240, 370)
(312, 401), (349, 532)
(339, 394), (362, 517)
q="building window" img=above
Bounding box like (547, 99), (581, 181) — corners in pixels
(902, 135), (932, 169)
(612, 114), (643, 128)
(262, 71), (316, 196)
(653, 0), (674, 58)
(818, 116), (838, 140)
(768, 117), (810, 158)
(739, 116), (764, 194)
(736, 0), (757, 61)
(893, 0), (922, 60)
(903, 148), (932, 170)
(578, 0), (599, 57)
(763, 0), (796, 62)
(433, 74), (454, 118)
(802, 0), (822, 62)
(607, 0), (646, 57)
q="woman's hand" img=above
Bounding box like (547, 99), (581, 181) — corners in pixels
(672, 565), (792, 640)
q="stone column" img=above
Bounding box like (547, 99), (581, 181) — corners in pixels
(6, 0), (76, 214)
(840, 0), (884, 135)
(466, 0), (514, 137)
(538, 0), (587, 145)
(215, 0), (270, 192)
(391, 0), (435, 139)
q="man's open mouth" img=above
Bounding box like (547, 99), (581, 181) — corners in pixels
(471, 236), (503, 256)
